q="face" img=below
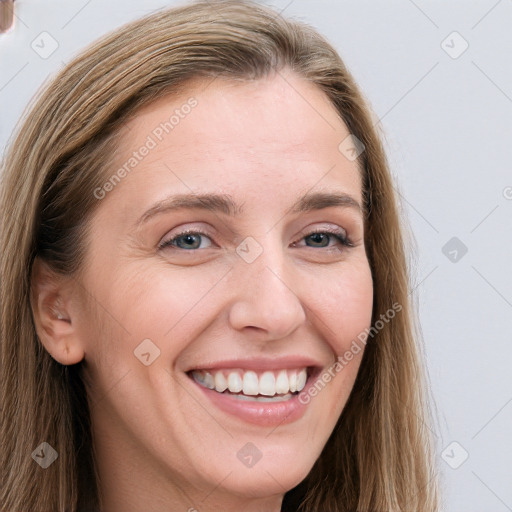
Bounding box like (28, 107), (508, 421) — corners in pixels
(71, 71), (373, 511)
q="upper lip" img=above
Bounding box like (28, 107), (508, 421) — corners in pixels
(186, 356), (326, 372)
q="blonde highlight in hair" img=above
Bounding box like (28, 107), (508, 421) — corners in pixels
(1, 1), (440, 510)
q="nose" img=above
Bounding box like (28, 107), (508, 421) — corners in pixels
(227, 247), (307, 340)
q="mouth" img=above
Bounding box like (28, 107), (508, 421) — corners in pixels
(187, 366), (316, 402)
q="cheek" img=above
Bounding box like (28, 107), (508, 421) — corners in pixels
(320, 263), (373, 413)
(308, 262), (374, 354)
(306, 266), (372, 422)
(85, 262), (232, 359)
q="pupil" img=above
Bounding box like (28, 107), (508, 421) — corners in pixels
(309, 233), (327, 247)
(181, 234), (200, 248)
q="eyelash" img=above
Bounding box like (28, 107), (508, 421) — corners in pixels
(158, 227), (354, 251)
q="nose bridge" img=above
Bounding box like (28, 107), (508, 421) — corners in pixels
(228, 235), (307, 337)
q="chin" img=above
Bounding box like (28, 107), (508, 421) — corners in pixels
(199, 447), (316, 499)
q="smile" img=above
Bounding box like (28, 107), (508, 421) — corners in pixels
(190, 367), (308, 402)
(186, 359), (323, 426)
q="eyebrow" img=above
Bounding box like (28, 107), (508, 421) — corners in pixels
(136, 190), (363, 227)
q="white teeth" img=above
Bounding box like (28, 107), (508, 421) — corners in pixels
(227, 372), (243, 393)
(259, 371), (276, 396)
(289, 371), (297, 393)
(192, 367), (309, 397)
(242, 371), (259, 396)
(296, 368), (307, 391)
(214, 371), (228, 392)
(275, 370), (289, 394)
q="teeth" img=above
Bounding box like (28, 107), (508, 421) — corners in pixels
(242, 371), (259, 396)
(289, 371), (297, 393)
(259, 371), (276, 396)
(275, 370), (289, 394)
(297, 369), (307, 391)
(203, 372), (215, 390)
(227, 372), (243, 393)
(214, 371), (228, 392)
(192, 367), (308, 397)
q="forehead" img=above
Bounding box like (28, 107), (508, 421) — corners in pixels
(107, 71), (363, 210)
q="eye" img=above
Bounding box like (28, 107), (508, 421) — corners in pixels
(158, 226), (353, 252)
(293, 227), (353, 249)
(159, 229), (213, 250)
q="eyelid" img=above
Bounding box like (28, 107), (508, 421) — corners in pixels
(297, 224), (347, 238)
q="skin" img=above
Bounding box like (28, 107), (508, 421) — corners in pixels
(31, 69), (373, 512)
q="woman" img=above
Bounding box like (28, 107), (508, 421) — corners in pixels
(0, 1), (440, 511)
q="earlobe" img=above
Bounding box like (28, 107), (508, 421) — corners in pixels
(30, 257), (85, 365)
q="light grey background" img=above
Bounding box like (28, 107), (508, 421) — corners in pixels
(1, 1), (511, 511)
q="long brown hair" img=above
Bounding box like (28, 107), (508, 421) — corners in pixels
(0, 1), (440, 510)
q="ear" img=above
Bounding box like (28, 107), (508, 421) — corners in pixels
(30, 256), (85, 365)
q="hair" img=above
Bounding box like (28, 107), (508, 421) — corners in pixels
(0, 1), (440, 511)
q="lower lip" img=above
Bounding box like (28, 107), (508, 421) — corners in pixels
(189, 376), (312, 427)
